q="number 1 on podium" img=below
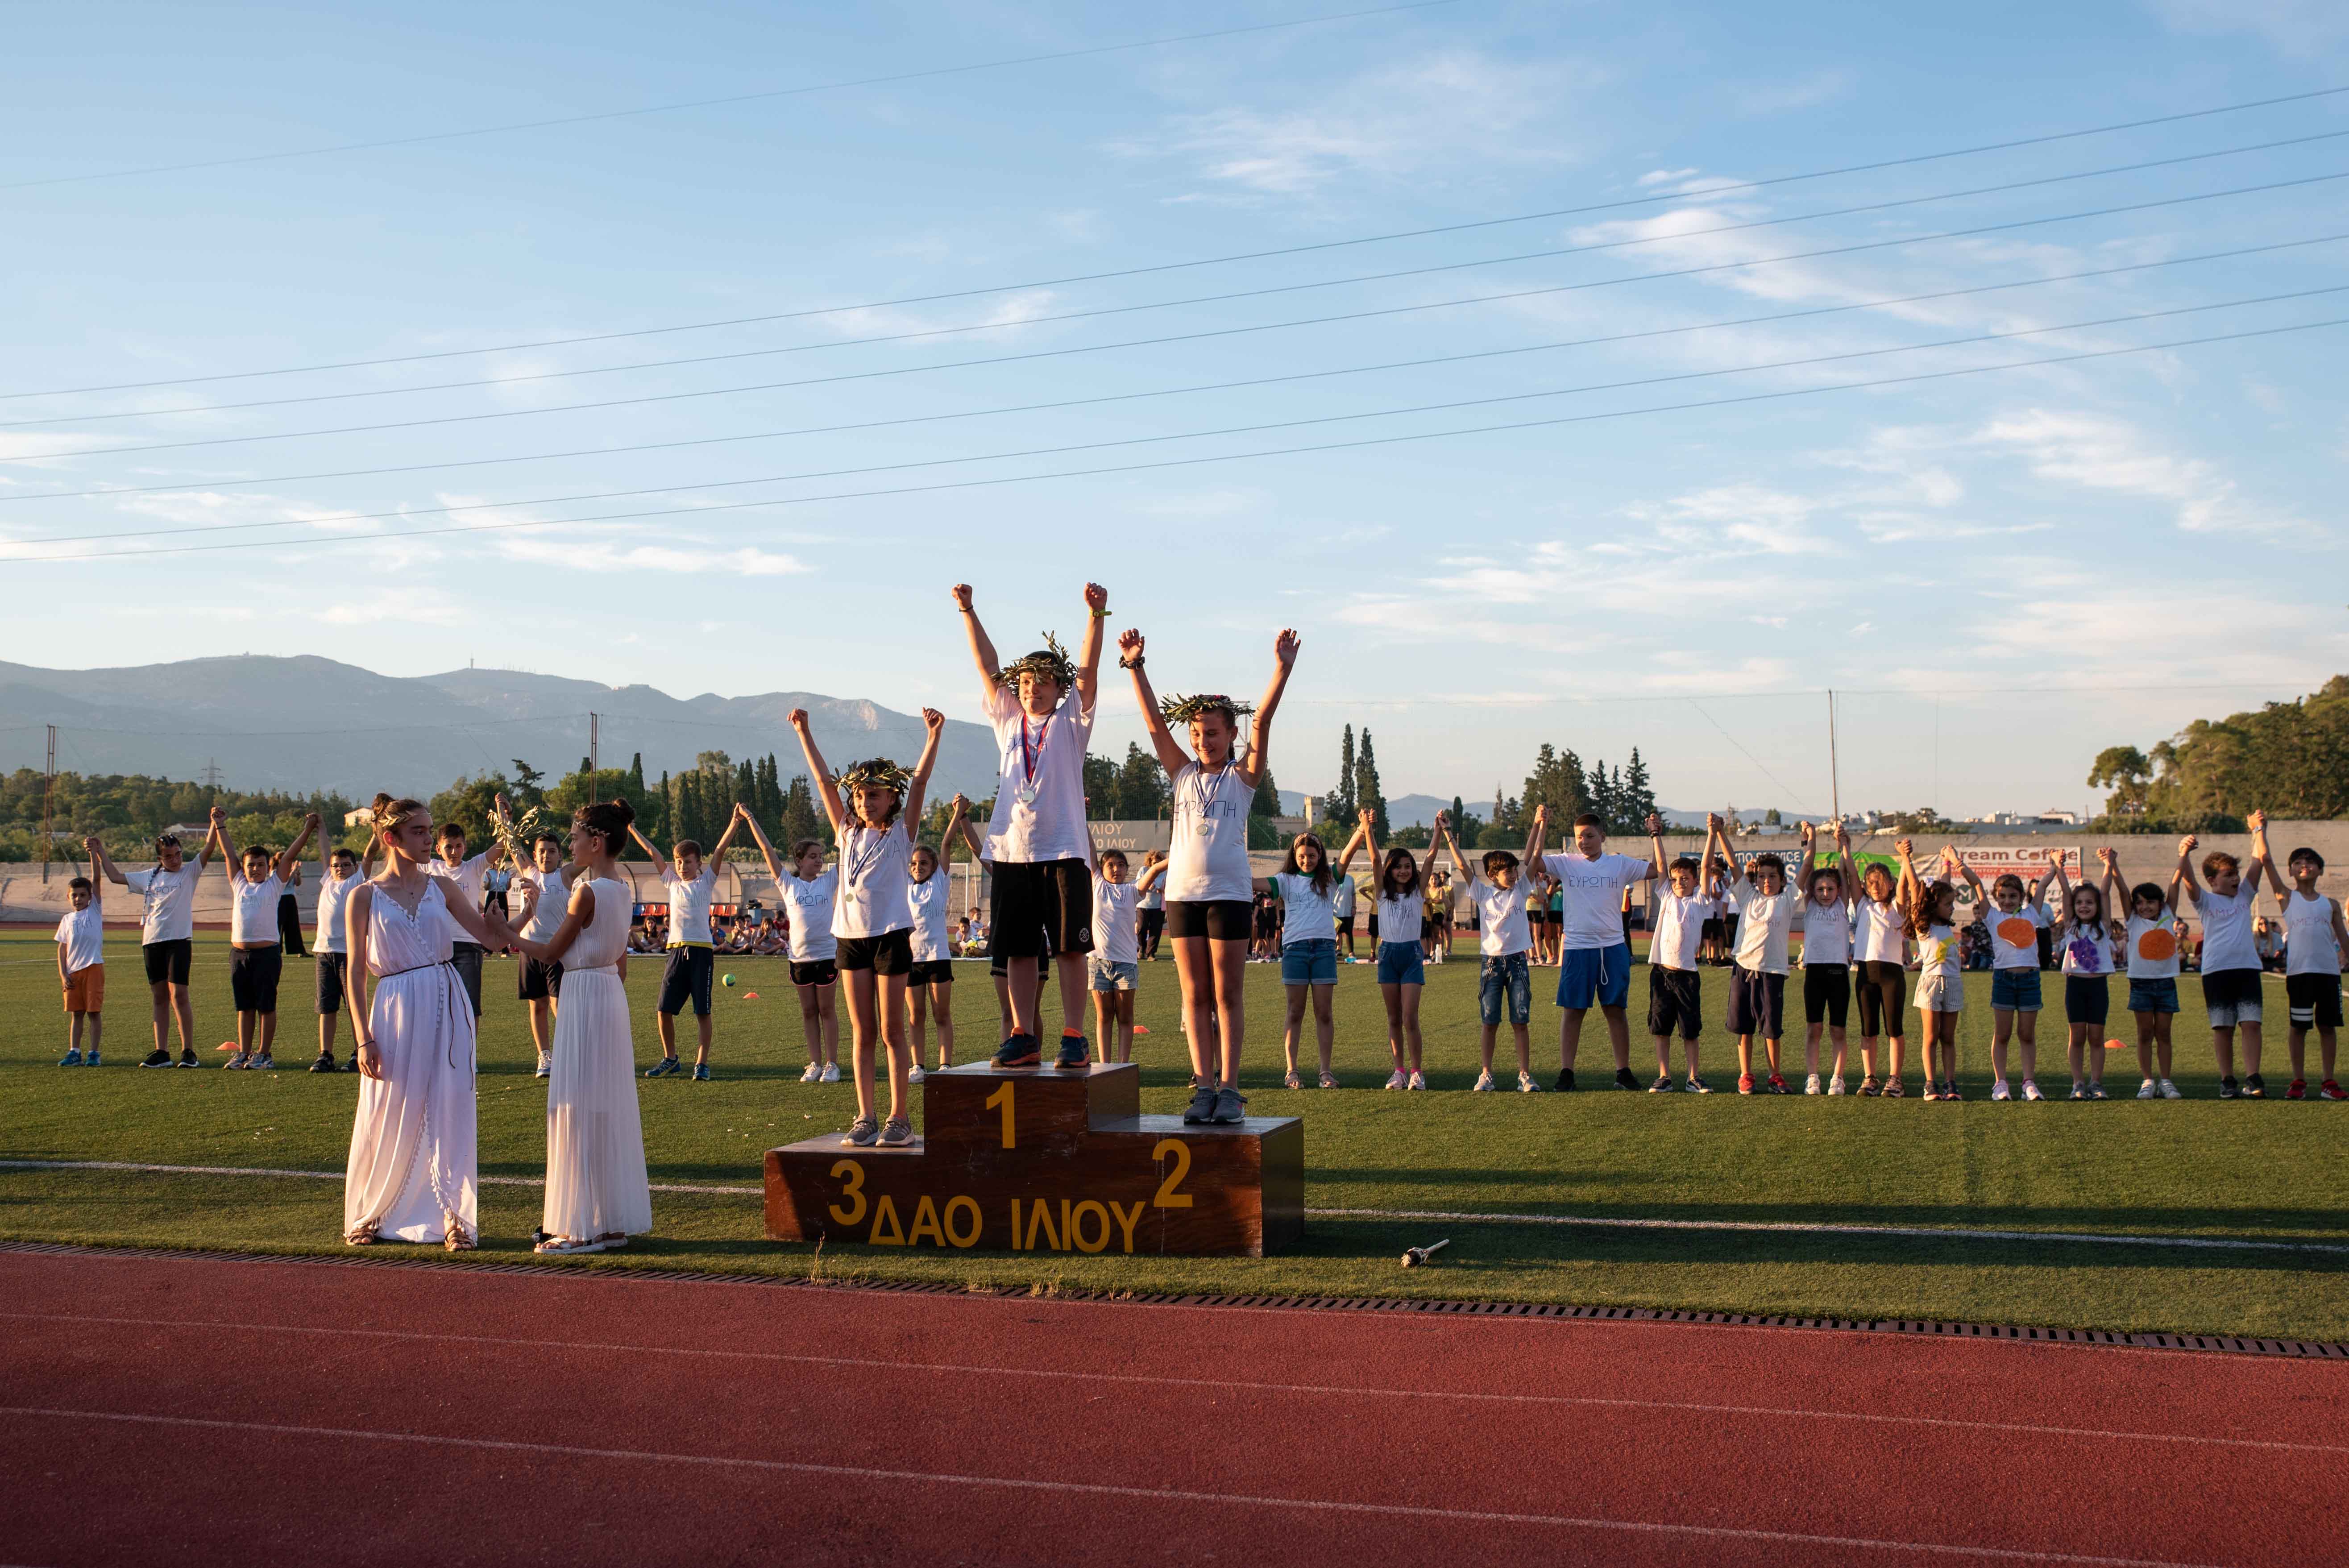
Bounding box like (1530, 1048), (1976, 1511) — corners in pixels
(984, 1081), (1015, 1149)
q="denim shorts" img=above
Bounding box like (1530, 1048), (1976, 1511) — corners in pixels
(1990, 967), (2043, 1012)
(1280, 938), (1338, 986)
(1375, 940), (1425, 987)
(1479, 951), (1532, 1026)
(1087, 957), (1138, 993)
(1556, 942), (1633, 1010)
(2126, 976), (2179, 1015)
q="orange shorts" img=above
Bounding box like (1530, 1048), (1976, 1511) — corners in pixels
(63, 965), (104, 1013)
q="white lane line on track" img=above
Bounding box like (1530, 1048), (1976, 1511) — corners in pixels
(3, 1308), (2335, 1456)
(0, 1405), (2238, 1567)
(8, 1158), (2345, 1255)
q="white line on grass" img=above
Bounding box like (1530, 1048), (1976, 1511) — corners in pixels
(4, 1308), (2336, 1455)
(6, 1160), (2340, 1256)
(0, 1405), (2239, 1567)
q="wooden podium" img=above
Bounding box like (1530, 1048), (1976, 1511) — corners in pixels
(764, 1062), (1303, 1257)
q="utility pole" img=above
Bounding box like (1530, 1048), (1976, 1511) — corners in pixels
(589, 712), (600, 780)
(41, 724), (57, 884)
(1826, 689), (1841, 825)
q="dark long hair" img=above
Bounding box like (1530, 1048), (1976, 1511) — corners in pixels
(1282, 833), (1333, 897)
(1377, 845), (1420, 902)
(574, 797), (636, 855)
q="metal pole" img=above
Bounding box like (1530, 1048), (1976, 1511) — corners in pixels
(589, 712), (600, 780)
(1827, 690), (1841, 825)
(42, 724), (57, 884)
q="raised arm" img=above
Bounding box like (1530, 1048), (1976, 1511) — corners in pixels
(952, 583), (1003, 696)
(1136, 855), (1169, 893)
(2175, 834), (2204, 905)
(904, 707), (944, 829)
(199, 805), (225, 868)
(86, 836), (128, 887)
(738, 805), (786, 883)
(1834, 821), (1857, 906)
(2247, 809), (2274, 895)
(1076, 583), (1108, 717)
(705, 804), (746, 867)
(1234, 629), (1300, 790)
(1118, 630), (1190, 776)
(625, 823), (665, 864)
(1895, 837), (1922, 916)
(1436, 810), (1473, 885)
(1329, 817), (1370, 876)
(2095, 847), (2124, 920)
(1706, 814), (1738, 891)
(275, 813), (319, 884)
(2041, 848), (2071, 914)
(1521, 803), (1547, 872)
(1793, 822), (1818, 888)
(1635, 812), (1665, 882)
(789, 709), (848, 835)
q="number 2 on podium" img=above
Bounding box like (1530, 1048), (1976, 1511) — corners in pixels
(985, 1082), (1015, 1149)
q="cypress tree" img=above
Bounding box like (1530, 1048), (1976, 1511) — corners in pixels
(1354, 729), (1388, 843)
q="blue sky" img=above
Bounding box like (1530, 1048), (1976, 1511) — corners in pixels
(4, 0), (2345, 818)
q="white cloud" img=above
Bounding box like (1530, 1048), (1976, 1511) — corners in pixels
(2148, 0), (2349, 49)
(314, 588), (465, 627)
(1971, 407), (2311, 534)
(1133, 487), (1264, 519)
(819, 289), (1061, 342)
(1735, 70), (1856, 116)
(493, 536), (809, 576)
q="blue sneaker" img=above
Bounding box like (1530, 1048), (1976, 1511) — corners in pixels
(86, 1049), (101, 1067)
(644, 1056), (683, 1079)
(57, 1049), (83, 1066)
(1054, 1033), (1090, 1069)
(691, 1062), (711, 1082)
(992, 1033), (1041, 1068)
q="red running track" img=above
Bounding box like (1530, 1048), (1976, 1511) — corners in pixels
(1, 1249), (2343, 1568)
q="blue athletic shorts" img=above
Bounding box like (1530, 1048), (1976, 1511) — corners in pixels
(1990, 967), (2043, 1013)
(1280, 938), (1338, 986)
(1374, 940), (1425, 987)
(1556, 943), (1632, 1010)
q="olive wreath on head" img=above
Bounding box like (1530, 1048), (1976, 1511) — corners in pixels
(835, 758), (912, 795)
(993, 632), (1075, 696)
(1159, 692), (1255, 726)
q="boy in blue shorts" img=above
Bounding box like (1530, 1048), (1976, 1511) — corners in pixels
(1444, 812), (1545, 1091)
(1714, 813), (1811, 1095)
(2179, 813), (2272, 1098)
(1532, 807), (1664, 1091)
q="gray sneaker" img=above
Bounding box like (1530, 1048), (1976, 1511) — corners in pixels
(878, 1116), (913, 1147)
(1182, 1085), (1218, 1124)
(1212, 1087), (1247, 1124)
(841, 1115), (880, 1147)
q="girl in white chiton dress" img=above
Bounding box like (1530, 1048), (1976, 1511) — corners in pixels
(341, 797), (513, 1251)
(505, 798), (654, 1255)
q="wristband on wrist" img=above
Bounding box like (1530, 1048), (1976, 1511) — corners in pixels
(1120, 654), (1145, 670)
(1090, 608), (1110, 619)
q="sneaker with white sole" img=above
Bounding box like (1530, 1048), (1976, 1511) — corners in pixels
(2158, 1078), (2183, 1099)
(819, 1063), (841, 1083)
(1990, 1079), (2012, 1101)
(1685, 1075), (1713, 1093)
(248, 1054), (277, 1070)
(2021, 1080), (2045, 1101)
(140, 1048), (172, 1068)
(2068, 1083), (2088, 1101)
(907, 1063), (926, 1083)
(1517, 1071), (1543, 1093)
(535, 1052), (552, 1079)
(842, 1116), (880, 1147)
(799, 1062), (823, 1083)
(1804, 1073), (1822, 1095)
(1471, 1071), (1496, 1092)
(1406, 1070), (1427, 1091)
(1648, 1074), (1676, 1093)
(1383, 1070), (1407, 1090)
(57, 1049), (82, 1067)
(222, 1052), (249, 1070)
(1182, 1085), (1218, 1124)
(1212, 1087), (1247, 1124)
(878, 1116), (913, 1146)
(2137, 1078), (2159, 1099)
(1826, 1075), (1846, 1096)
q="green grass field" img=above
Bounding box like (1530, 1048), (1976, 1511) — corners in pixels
(4, 929), (2344, 1338)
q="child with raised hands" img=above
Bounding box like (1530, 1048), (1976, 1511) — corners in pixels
(905, 796), (968, 1077)
(1978, 856), (2051, 1101)
(1643, 817), (1719, 1092)
(1445, 805), (1546, 1093)
(216, 809), (320, 1070)
(741, 809), (840, 1085)
(1118, 624), (1300, 1125)
(1265, 817), (1370, 1090)
(2050, 849), (2125, 1099)
(1796, 822), (1858, 1095)
(1851, 853), (1909, 1095)
(2179, 814), (2274, 1097)
(2264, 841), (2348, 1099)
(790, 705), (942, 1147)
(627, 806), (746, 1082)
(2120, 856), (2187, 1099)
(1899, 841), (1970, 1100)
(1530, 806), (1664, 1092)
(1086, 820), (1167, 1067)
(1372, 811), (1439, 1089)
(1709, 812), (1809, 1095)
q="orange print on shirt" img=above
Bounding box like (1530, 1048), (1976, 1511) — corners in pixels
(1996, 917), (2038, 948)
(2136, 927), (2176, 962)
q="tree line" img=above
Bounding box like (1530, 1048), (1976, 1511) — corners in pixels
(2088, 674), (2349, 831)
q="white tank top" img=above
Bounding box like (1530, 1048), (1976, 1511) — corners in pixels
(565, 874), (630, 970)
(1165, 761), (1253, 903)
(366, 878), (456, 977)
(2283, 890), (2342, 977)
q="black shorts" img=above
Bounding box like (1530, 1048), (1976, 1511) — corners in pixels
(2287, 971), (2343, 1029)
(230, 946), (284, 1014)
(519, 957), (564, 1002)
(142, 938), (192, 987)
(2200, 968), (2263, 1012)
(1165, 898), (1253, 942)
(790, 958), (839, 988)
(448, 940), (485, 1017)
(277, 893), (306, 957)
(838, 928), (913, 976)
(315, 951), (348, 1015)
(1856, 959), (1907, 1037)
(2065, 975), (2111, 1026)
(1648, 966), (1702, 1040)
(658, 945), (715, 1016)
(1802, 964), (1850, 1028)
(909, 958), (955, 987)
(1336, 915), (1355, 937)
(988, 859), (1093, 959)
(1139, 908), (1166, 940)
(1726, 966), (1786, 1039)
(989, 947), (1050, 980)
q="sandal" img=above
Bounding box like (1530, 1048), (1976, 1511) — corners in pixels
(443, 1214), (477, 1252)
(535, 1236), (604, 1255)
(1318, 1071), (1338, 1090)
(594, 1232), (628, 1249)
(1883, 1076), (1906, 1098)
(1282, 1070), (1303, 1090)
(344, 1222), (379, 1247)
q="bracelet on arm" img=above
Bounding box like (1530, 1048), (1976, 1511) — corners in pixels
(1090, 608), (1110, 619)
(1120, 654), (1145, 670)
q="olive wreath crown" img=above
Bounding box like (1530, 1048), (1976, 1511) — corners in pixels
(993, 632), (1075, 694)
(836, 758), (912, 794)
(1159, 692), (1255, 725)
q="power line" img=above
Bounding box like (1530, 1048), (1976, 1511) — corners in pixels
(17, 313), (2343, 565)
(0, 2), (1459, 193)
(32, 166), (2349, 465)
(17, 131), (2346, 434)
(12, 228), (2341, 507)
(19, 281), (2340, 552)
(9, 79), (2345, 401)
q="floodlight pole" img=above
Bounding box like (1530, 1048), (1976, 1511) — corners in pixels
(1826, 690), (1841, 825)
(41, 724), (57, 884)
(589, 712), (600, 780)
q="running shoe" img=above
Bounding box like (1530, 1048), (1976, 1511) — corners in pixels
(310, 1053), (338, 1073)
(1183, 1085), (1218, 1124)
(1883, 1077), (1906, 1098)
(1737, 1074), (1756, 1096)
(842, 1116), (880, 1147)
(992, 1033), (1041, 1068)
(878, 1116), (913, 1147)
(2243, 1073), (2266, 1099)
(1518, 1071), (1543, 1094)
(819, 1062), (841, 1083)
(643, 1056), (683, 1079)
(341, 1054), (362, 1072)
(1648, 1074), (1676, 1093)
(1990, 1079), (2012, 1102)
(1685, 1075), (1713, 1094)
(2321, 1080), (2347, 1101)
(906, 1063), (926, 1083)
(1827, 1075), (1847, 1096)
(248, 1054), (278, 1070)
(2285, 1078), (2306, 1100)
(1766, 1074), (1790, 1095)
(1406, 1070), (1427, 1091)
(799, 1062), (823, 1083)
(1554, 1068), (1577, 1093)
(1212, 1087), (1247, 1124)
(534, 1051), (551, 1079)
(1804, 1073), (1822, 1096)
(1054, 1033), (1090, 1069)
(2087, 1085), (2108, 1100)
(1614, 1068), (1640, 1091)
(1941, 1081), (1963, 1101)
(691, 1063), (711, 1082)
(222, 1052), (249, 1070)
(1471, 1070), (1496, 1091)
(2136, 1078), (2158, 1099)
(1858, 1076), (1882, 1097)
(1383, 1070), (1407, 1090)
(177, 1047), (199, 1067)
(1922, 1083), (1941, 1102)
(2219, 1077), (2241, 1099)
(86, 1051), (101, 1067)
(2068, 1083), (2088, 1101)
(56, 1049), (82, 1067)
(2158, 1078), (2182, 1099)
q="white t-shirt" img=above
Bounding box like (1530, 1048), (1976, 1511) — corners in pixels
(982, 684), (1094, 864)
(1855, 899), (1907, 965)
(1270, 871), (1338, 948)
(2283, 890), (2342, 977)
(315, 868), (364, 955)
(229, 870), (284, 945)
(1538, 851), (1648, 951)
(427, 850), (494, 908)
(1091, 875), (1140, 965)
(661, 865), (718, 946)
(126, 861), (205, 946)
(2193, 880), (2260, 974)
(1799, 897), (1853, 966)
(834, 821), (913, 940)
(1984, 896), (2047, 970)
(2057, 922), (2117, 977)
(516, 864), (572, 944)
(907, 871), (951, 962)
(1374, 886), (1424, 940)
(1917, 922), (1962, 984)
(1165, 762), (1254, 903)
(2124, 914), (2183, 980)
(1726, 875), (1804, 975)
(1648, 888), (1716, 972)
(55, 903), (104, 972)
(1138, 880), (1166, 912)
(779, 868), (839, 962)
(1332, 875), (1356, 919)
(1467, 873), (1532, 957)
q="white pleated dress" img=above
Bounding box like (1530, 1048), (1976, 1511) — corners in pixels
(543, 875), (652, 1241)
(344, 879), (479, 1243)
